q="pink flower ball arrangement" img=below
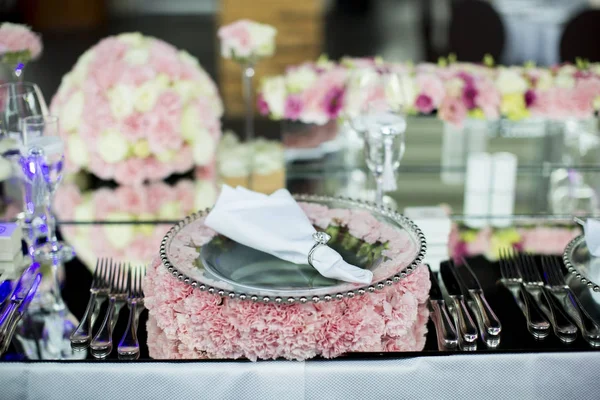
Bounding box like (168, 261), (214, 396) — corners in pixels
(50, 33), (223, 184)
(218, 19), (276, 63)
(54, 176), (218, 270)
(0, 23), (42, 62)
(145, 202), (430, 361)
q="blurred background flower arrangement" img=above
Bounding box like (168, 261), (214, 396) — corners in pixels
(258, 56), (600, 128)
(49, 32), (223, 185)
(0, 22), (42, 82)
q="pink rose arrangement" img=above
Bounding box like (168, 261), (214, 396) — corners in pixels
(0, 23), (42, 62)
(49, 33), (223, 185)
(448, 223), (581, 261)
(145, 202), (429, 361)
(258, 57), (600, 127)
(54, 175), (218, 270)
(218, 19), (276, 63)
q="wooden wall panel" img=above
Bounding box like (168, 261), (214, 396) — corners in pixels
(218, 0), (324, 116)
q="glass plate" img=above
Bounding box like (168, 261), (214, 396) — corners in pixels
(564, 235), (600, 292)
(160, 194), (426, 303)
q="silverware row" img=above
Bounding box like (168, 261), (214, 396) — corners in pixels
(499, 249), (600, 346)
(70, 259), (146, 359)
(428, 258), (502, 352)
(0, 264), (42, 355)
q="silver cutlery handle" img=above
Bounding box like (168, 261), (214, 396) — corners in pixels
(430, 300), (458, 350)
(540, 289), (577, 336)
(0, 313), (23, 355)
(470, 291), (502, 336)
(70, 292), (102, 345)
(520, 286), (550, 331)
(0, 302), (17, 342)
(452, 297), (478, 342)
(90, 297), (120, 358)
(557, 289), (600, 340)
(118, 301), (140, 358)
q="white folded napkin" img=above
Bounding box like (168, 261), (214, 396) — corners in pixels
(205, 185), (373, 284)
(581, 218), (600, 257)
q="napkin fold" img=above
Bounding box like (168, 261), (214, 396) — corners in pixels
(205, 186), (373, 284)
(582, 218), (600, 257)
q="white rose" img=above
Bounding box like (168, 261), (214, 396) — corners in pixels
(286, 66), (317, 93)
(536, 70), (554, 90)
(134, 81), (160, 113)
(72, 49), (94, 85)
(118, 32), (145, 47)
(107, 84), (135, 119)
(445, 78), (464, 97)
(155, 73), (170, 90)
(496, 68), (528, 94)
(555, 73), (576, 89)
(97, 129), (129, 164)
(103, 212), (135, 249)
(194, 180), (217, 210)
(67, 134), (88, 167)
(174, 80), (198, 104)
(125, 47), (150, 65)
(156, 150), (175, 162)
(385, 74), (416, 110)
(248, 23), (277, 58)
(178, 50), (199, 67)
(193, 134), (216, 166)
(60, 91), (84, 133)
(262, 76), (286, 118)
(159, 201), (182, 220)
(74, 202), (94, 221)
(181, 106), (201, 142)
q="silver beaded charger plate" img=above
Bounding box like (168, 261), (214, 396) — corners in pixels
(160, 194), (427, 304)
(564, 235), (600, 292)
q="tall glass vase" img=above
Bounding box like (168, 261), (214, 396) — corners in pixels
(0, 61), (26, 84)
(241, 63), (255, 188)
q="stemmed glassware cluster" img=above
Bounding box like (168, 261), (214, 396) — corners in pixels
(345, 67), (409, 206)
(0, 82), (73, 262)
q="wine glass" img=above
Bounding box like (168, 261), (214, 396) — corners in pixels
(21, 116), (74, 262)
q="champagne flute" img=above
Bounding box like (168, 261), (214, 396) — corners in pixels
(22, 116), (74, 262)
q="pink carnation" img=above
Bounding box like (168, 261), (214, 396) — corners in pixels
(0, 23), (42, 59)
(439, 97), (468, 126)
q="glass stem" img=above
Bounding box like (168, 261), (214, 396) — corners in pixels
(242, 63), (255, 188)
(45, 192), (59, 253)
(375, 174), (384, 206)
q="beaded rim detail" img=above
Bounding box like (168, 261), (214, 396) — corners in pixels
(160, 194), (428, 304)
(563, 235), (600, 292)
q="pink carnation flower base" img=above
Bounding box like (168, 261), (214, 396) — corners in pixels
(144, 204), (431, 361)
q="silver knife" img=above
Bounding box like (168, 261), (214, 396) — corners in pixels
(0, 273), (41, 355)
(440, 260), (478, 345)
(458, 258), (502, 336)
(0, 263), (41, 343)
(427, 265), (458, 350)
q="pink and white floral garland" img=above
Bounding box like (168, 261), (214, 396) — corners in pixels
(50, 33), (223, 184)
(258, 57), (600, 127)
(145, 203), (430, 361)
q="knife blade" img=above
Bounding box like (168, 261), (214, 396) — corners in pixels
(440, 260), (478, 344)
(0, 272), (41, 355)
(427, 265), (458, 350)
(0, 263), (41, 342)
(457, 258), (502, 336)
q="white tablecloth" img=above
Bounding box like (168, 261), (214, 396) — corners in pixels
(495, 0), (586, 65)
(1, 352), (600, 400)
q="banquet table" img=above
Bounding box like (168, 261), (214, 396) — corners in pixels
(2, 118), (600, 399)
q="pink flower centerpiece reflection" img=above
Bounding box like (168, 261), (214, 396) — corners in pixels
(54, 174), (218, 270)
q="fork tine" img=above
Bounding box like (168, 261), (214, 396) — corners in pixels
(91, 259), (100, 287)
(126, 267), (132, 297)
(139, 266), (146, 298)
(548, 256), (566, 286)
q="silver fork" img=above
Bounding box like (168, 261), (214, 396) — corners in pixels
(70, 259), (111, 347)
(118, 265), (146, 359)
(542, 256), (600, 346)
(520, 253), (577, 342)
(90, 263), (128, 358)
(498, 248), (550, 338)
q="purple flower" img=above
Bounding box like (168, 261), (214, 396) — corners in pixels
(323, 86), (345, 118)
(462, 84), (478, 110)
(415, 94), (434, 114)
(457, 71), (475, 86)
(524, 89), (537, 108)
(284, 94), (303, 120)
(257, 93), (270, 116)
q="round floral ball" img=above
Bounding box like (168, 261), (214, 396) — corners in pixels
(50, 32), (223, 184)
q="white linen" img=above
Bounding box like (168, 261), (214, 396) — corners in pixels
(2, 352), (600, 400)
(582, 219), (600, 256)
(204, 185), (373, 284)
